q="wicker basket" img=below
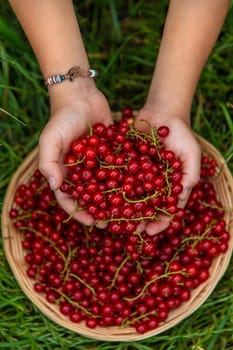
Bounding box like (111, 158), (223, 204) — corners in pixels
(2, 134), (233, 342)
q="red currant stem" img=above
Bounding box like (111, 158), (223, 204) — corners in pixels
(98, 159), (126, 169)
(166, 245), (186, 271)
(150, 124), (161, 151)
(115, 143), (122, 154)
(184, 235), (217, 246)
(181, 220), (217, 247)
(103, 216), (147, 224)
(35, 209), (53, 218)
(167, 221), (217, 269)
(123, 310), (158, 327)
(134, 231), (144, 244)
(109, 256), (130, 290)
(122, 191), (160, 204)
(35, 179), (50, 194)
(164, 163), (172, 197)
(83, 225), (90, 248)
(121, 311), (137, 327)
(50, 200), (57, 207)
(19, 226), (66, 261)
(63, 179), (75, 187)
(127, 124), (153, 143)
(125, 270), (188, 302)
(103, 211), (173, 224)
(70, 273), (96, 296)
(141, 255), (153, 261)
(87, 121), (93, 136)
(197, 200), (233, 212)
(62, 201), (81, 223)
(126, 125), (145, 142)
(103, 187), (121, 194)
(167, 167), (176, 174)
(135, 260), (144, 274)
(12, 211), (34, 223)
(152, 206), (174, 218)
(52, 288), (95, 317)
(137, 119), (162, 156)
(34, 267), (42, 282)
(164, 260), (170, 273)
(62, 245), (73, 278)
(65, 156), (86, 167)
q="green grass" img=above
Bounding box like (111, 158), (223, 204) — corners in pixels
(0, 1), (233, 349)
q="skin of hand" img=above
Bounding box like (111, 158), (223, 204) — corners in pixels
(39, 86), (113, 226)
(134, 0), (230, 235)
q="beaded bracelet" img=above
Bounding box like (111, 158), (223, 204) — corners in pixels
(45, 65), (98, 86)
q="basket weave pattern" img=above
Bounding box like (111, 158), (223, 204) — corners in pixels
(2, 134), (233, 341)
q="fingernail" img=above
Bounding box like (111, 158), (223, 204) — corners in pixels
(95, 221), (107, 229)
(48, 176), (56, 190)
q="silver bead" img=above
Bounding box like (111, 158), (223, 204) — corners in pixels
(88, 69), (99, 78)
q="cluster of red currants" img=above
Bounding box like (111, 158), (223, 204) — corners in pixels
(60, 114), (184, 234)
(9, 111), (230, 334)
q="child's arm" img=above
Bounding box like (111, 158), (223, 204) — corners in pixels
(147, 0), (230, 119)
(9, 0), (112, 226)
(8, 0), (94, 101)
(136, 0), (230, 235)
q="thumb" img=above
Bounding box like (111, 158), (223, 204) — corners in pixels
(178, 187), (192, 209)
(38, 131), (64, 191)
(178, 141), (201, 208)
(178, 162), (200, 208)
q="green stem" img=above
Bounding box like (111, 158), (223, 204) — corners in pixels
(122, 191), (159, 203)
(104, 187), (121, 194)
(127, 124), (153, 143)
(124, 270), (187, 302)
(123, 310), (158, 327)
(109, 256), (130, 289)
(103, 210), (173, 224)
(65, 156), (86, 167)
(198, 200), (233, 212)
(166, 220), (217, 270)
(19, 226), (66, 261)
(70, 273), (96, 296)
(52, 288), (95, 317)
(62, 201), (81, 223)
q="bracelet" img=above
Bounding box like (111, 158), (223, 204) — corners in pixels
(44, 65), (98, 86)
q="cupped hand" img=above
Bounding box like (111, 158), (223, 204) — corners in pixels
(38, 87), (112, 225)
(134, 106), (201, 235)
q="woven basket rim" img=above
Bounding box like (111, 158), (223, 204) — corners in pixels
(2, 131), (233, 341)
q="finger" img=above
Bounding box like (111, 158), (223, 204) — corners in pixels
(178, 187), (192, 209)
(95, 221), (108, 229)
(145, 215), (172, 236)
(178, 144), (201, 208)
(55, 189), (95, 226)
(38, 130), (64, 191)
(136, 221), (146, 233)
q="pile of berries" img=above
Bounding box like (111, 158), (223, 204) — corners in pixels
(60, 116), (184, 233)
(9, 111), (230, 335)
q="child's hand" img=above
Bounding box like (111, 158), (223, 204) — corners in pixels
(134, 106), (201, 235)
(38, 88), (112, 225)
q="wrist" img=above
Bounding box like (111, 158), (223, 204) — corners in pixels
(48, 76), (98, 112)
(143, 92), (192, 125)
(139, 101), (191, 127)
